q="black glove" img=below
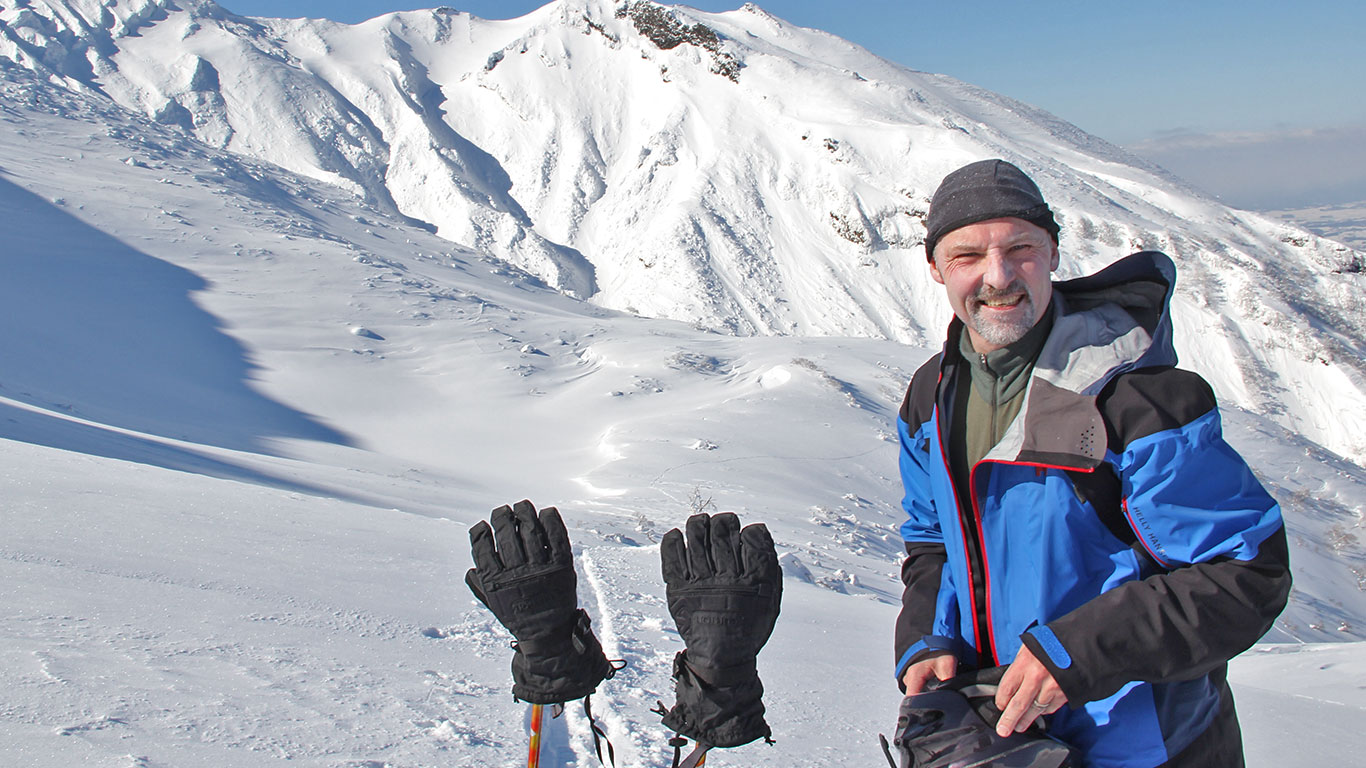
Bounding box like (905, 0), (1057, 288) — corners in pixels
(465, 500), (613, 704)
(884, 667), (1076, 768)
(659, 512), (782, 748)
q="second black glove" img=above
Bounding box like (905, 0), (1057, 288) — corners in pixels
(659, 512), (782, 748)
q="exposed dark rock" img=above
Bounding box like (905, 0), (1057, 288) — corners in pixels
(615, 1), (741, 82)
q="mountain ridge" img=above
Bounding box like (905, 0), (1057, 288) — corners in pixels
(3, 0), (1365, 466)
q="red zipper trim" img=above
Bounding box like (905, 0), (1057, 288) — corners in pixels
(931, 368), (991, 664)
(1121, 498), (1174, 569)
(966, 461), (998, 666)
(994, 458), (1097, 473)
(934, 410), (993, 665)
(965, 458), (1103, 667)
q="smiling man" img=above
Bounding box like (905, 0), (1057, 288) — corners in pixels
(892, 159), (1291, 767)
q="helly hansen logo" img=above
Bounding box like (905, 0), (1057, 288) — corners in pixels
(1129, 505), (1171, 564)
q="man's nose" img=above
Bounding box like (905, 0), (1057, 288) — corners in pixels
(982, 251), (1016, 289)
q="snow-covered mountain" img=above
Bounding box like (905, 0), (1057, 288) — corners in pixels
(1, 2), (1364, 766)
(4, 0), (1365, 464)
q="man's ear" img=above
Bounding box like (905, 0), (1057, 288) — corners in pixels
(928, 254), (946, 285)
(1049, 242), (1060, 272)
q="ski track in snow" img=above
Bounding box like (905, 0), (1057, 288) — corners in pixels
(580, 546), (675, 768)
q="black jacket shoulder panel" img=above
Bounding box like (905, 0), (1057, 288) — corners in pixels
(901, 353), (942, 426)
(1097, 367), (1217, 451)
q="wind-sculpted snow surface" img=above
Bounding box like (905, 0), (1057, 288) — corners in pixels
(2, 0), (1365, 463)
(1, 52), (1364, 767)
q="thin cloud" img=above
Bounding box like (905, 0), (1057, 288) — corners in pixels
(1127, 125), (1366, 210)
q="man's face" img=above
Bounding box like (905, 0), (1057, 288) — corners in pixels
(929, 217), (1059, 353)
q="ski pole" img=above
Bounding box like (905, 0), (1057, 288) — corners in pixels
(527, 703), (545, 768)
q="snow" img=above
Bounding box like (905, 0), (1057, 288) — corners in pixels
(0, 2), (1363, 766)
(1232, 643), (1366, 765)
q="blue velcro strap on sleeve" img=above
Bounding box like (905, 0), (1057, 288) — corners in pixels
(1026, 625), (1073, 670)
(894, 636), (958, 680)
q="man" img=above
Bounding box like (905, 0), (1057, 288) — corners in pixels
(893, 159), (1291, 767)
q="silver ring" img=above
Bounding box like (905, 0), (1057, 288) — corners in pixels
(1031, 698), (1049, 710)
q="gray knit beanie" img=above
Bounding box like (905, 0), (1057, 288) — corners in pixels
(924, 159), (1060, 260)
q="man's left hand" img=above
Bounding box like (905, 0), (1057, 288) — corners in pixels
(994, 644), (1066, 737)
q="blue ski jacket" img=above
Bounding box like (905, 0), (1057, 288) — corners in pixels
(894, 252), (1290, 768)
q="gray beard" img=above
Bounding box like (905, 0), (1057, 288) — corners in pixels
(966, 285), (1037, 348)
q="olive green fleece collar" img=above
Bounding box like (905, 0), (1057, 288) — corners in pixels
(958, 302), (1055, 405)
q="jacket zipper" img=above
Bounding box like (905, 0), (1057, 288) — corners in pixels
(960, 457), (1111, 669)
(935, 418), (996, 666)
(981, 354), (1001, 663)
(936, 360), (996, 666)
(966, 460), (998, 666)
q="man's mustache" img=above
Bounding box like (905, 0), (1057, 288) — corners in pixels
(971, 281), (1030, 303)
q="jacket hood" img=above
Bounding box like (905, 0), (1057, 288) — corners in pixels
(1043, 250), (1178, 396)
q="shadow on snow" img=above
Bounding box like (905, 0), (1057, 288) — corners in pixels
(0, 176), (352, 461)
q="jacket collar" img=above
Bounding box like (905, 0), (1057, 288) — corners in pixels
(1038, 250), (1177, 397)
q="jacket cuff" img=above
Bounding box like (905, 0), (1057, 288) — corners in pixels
(894, 636), (958, 683)
(1020, 625), (1085, 707)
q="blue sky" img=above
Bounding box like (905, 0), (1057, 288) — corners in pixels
(219, 0), (1366, 208)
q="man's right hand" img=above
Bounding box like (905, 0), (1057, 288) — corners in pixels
(900, 650), (957, 694)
